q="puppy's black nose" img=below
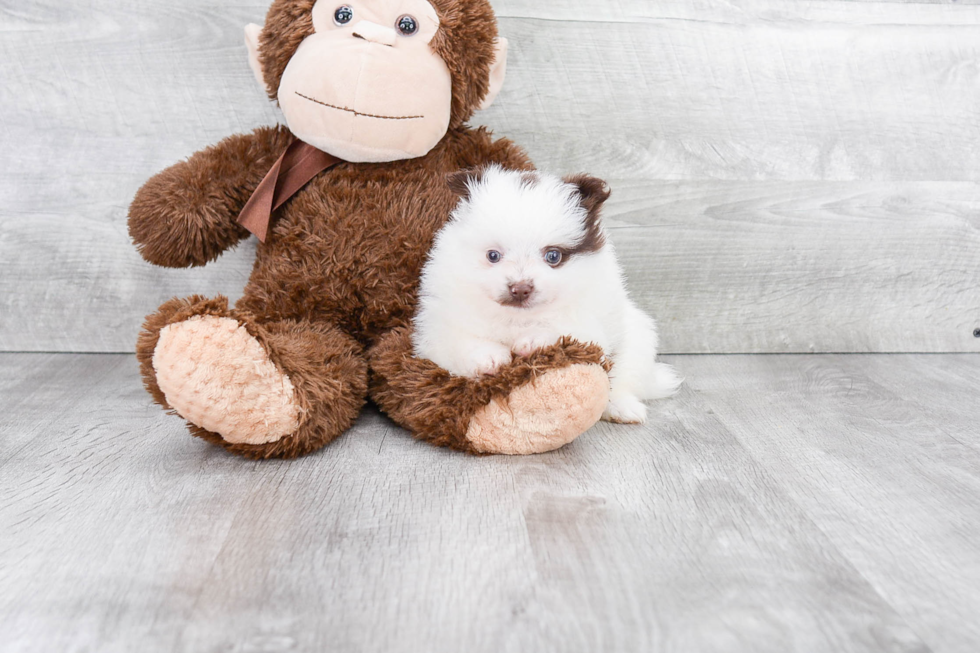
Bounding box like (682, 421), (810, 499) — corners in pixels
(508, 281), (534, 302)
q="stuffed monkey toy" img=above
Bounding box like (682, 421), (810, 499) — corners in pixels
(129, 0), (610, 458)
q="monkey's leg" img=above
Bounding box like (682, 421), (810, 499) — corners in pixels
(368, 327), (610, 455)
(137, 296), (367, 459)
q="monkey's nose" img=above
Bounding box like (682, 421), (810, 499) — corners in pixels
(351, 21), (397, 47)
(508, 281), (535, 302)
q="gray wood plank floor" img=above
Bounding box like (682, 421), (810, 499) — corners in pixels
(2, 352), (978, 653)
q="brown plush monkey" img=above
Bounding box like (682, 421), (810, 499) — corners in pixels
(129, 0), (610, 459)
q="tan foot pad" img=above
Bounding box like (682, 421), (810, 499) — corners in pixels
(466, 364), (609, 455)
(153, 316), (301, 445)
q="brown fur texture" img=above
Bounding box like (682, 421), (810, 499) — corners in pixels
(561, 173), (610, 257)
(446, 167), (484, 199)
(153, 316), (303, 443)
(136, 295), (368, 459)
(368, 329), (610, 453)
(258, 0), (498, 128)
(130, 128), (293, 268)
(130, 0), (611, 458)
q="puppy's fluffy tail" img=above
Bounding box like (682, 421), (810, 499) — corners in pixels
(647, 362), (683, 399)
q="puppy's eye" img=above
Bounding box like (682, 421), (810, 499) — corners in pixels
(334, 5), (354, 25)
(396, 15), (418, 35)
(487, 250), (501, 264)
(545, 249), (563, 266)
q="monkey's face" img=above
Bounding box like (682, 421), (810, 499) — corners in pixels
(274, 0), (453, 162)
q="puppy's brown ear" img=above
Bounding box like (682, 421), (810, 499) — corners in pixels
(564, 174), (611, 253)
(447, 167), (487, 200)
(564, 174), (611, 217)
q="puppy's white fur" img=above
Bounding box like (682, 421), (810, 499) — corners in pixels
(413, 165), (680, 423)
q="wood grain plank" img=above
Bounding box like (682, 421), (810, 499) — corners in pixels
(680, 353), (980, 653)
(3, 179), (976, 353)
(2, 1), (979, 353)
(494, 0), (980, 24)
(0, 353), (124, 465)
(0, 352), (938, 652)
(0, 354), (298, 653)
(0, 0), (272, 352)
(610, 180), (980, 354)
(484, 7), (980, 181)
(802, 353), (980, 457)
(883, 355), (980, 456)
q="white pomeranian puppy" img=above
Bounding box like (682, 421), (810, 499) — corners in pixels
(412, 165), (681, 424)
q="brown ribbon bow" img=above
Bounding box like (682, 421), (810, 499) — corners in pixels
(237, 138), (343, 242)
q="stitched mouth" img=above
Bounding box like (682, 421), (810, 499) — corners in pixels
(295, 92), (423, 121)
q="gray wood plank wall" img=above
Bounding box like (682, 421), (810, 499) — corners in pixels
(1, 1), (979, 353)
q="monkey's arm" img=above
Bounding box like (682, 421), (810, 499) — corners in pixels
(128, 125), (294, 268)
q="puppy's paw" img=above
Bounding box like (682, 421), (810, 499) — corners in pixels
(512, 332), (559, 357)
(602, 394), (648, 424)
(464, 342), (514, 377)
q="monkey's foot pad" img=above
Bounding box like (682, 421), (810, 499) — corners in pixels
(153, 316), (301, 445)
(466, 363), (609, 455)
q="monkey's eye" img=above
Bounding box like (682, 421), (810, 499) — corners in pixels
(545, 249), (563, 266)
(487, 250), (501, 264)
(334, 5), (353, 25)
(396, 15), (418, 36)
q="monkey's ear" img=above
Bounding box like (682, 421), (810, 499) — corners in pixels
(564, 174), (612, 217)
(244, 23), (267, 91)
(478, 37), (508, 111)
(447, 167), (487, 200)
